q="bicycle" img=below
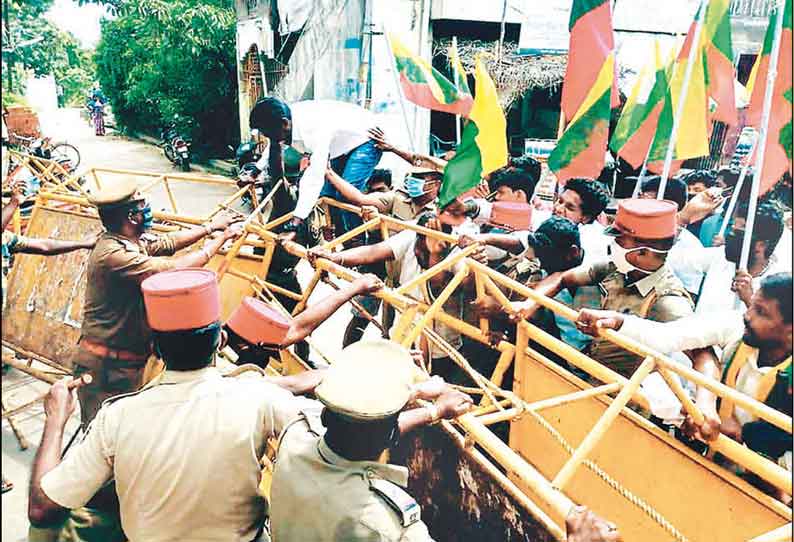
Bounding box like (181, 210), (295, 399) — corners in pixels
(10, 133), (81, 172)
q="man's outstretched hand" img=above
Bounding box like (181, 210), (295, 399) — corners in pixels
(575, 309), (625, 337)
(566, 506), (621, 542)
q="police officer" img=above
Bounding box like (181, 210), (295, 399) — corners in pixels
(513, 198), (695, 377)
(29, 268), (320, 541)
(270, 339), (474, 541)
(222, 273), (384, 368)
(75, 178), (240, 425)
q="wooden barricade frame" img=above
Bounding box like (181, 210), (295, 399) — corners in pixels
(2, 175), (791, 542)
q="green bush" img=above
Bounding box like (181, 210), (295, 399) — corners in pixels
(94, 0), (239, 157)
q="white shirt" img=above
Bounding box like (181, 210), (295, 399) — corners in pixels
(385, 230), (464, 359)
(579, 221), (609, 265)
(673, 244), (785, 314)
(668, 228), (706, 294)
(288, 100), (377, 219)
(620, 310), (744, 357)
(41, 368), (313, 542)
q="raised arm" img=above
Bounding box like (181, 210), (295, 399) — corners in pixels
(284, 274), (384, 345)
(168, 211), (240, 252)
(307, 239), (396, 269)
(368, 127), (446, 172)
(324, 168), (387, 211)
(459, 232), (525, 255)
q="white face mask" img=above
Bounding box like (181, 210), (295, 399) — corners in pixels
(607, 239), (668, 275)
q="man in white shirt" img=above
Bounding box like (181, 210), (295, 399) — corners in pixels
(307, 212), (485, 382)
(576, 272), (792, 488)
(675, 201), (786, 315)
(250, 98), (381, 234)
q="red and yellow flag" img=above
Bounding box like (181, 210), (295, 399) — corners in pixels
(746, 0), (793, 193)
(388, 33), (473, 117)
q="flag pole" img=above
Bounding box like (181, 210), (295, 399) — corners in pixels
(717, 135), (758, 237)
(383, 29), (417, 153)
(452, 36), (462, 145)
(739, 1), (786, 270)
(657, 0), (708, 200)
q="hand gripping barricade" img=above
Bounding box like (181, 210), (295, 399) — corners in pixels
(2, 163), (792, 542)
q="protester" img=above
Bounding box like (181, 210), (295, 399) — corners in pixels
(679, 170), (718, 239)
(270, 339), (473, 541)
(577, 272), (792, 500)
(307, 212), (485, 380)
(553, 178), (611, 263)
(673, 202), (786, 315)
(28, 269), (323, 540)
(324, 165), (439, 221)
(249, 98), (381, 234)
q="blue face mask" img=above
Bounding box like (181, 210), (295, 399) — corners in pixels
(405, 176), (430, 198)
(135, 204), (154, 231)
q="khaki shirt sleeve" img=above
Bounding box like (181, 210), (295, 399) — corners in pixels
(647, 293), (694, 323)
(260, 381), (320, 437)
(567, 260), (610, 286)
(40, 407), (115, 509)
(141, 234), (177, 257)
(104, 244), (176, 285)
(373, 191), (397, 215)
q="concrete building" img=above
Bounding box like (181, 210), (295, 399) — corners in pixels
(233, 0), (775, 167)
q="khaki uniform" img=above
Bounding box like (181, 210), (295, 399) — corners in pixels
(570, 260), (694, 377)
(40, 367), (313, 542)
(271, 408), (434, 542)
(374, 189), (435, 222)
(73, 231), (177, 425)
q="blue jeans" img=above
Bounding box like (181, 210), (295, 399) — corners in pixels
(321, 140), (382, 234)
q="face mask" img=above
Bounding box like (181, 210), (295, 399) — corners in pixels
(607, 239), (668, 275)
(724, 230), (743, 264)
(404, 176), (428, 198)
(139, 204), (154, 231)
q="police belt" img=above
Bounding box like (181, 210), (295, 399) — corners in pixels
(78, 339), (150, 365)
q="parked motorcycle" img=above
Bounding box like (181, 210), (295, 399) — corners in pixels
(161, 122), (191, 172)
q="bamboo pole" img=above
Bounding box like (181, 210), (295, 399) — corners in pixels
(717, 136), (758, 236)
(322, 217), (380, 250)
(488, 347), (515, 388)
(395, 244), (477, 295)
(473, 268), (490, 335)
(163, 177), (179, 214)
(217, 180), (283, 279)
(657, 0), (707, 199)
(552, 356), (656, 490)
(292, 268), (324, 315)
(739, 0), (786, 270)
(709, 433), (792, 496)
(748, 523), (793, 542)
(440, 420), (567, 541)
(527, 383), (622, 412)
(457, 413), (575, 521)
(401, 266), (469, 347)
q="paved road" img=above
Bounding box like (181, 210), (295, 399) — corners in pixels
(2, 108), (377, 540)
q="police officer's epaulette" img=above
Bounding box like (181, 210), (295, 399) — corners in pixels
(368, 477), (421, 527)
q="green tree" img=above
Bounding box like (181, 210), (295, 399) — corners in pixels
(2, 0), (95, 104)
(92, 0), (238, 155)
